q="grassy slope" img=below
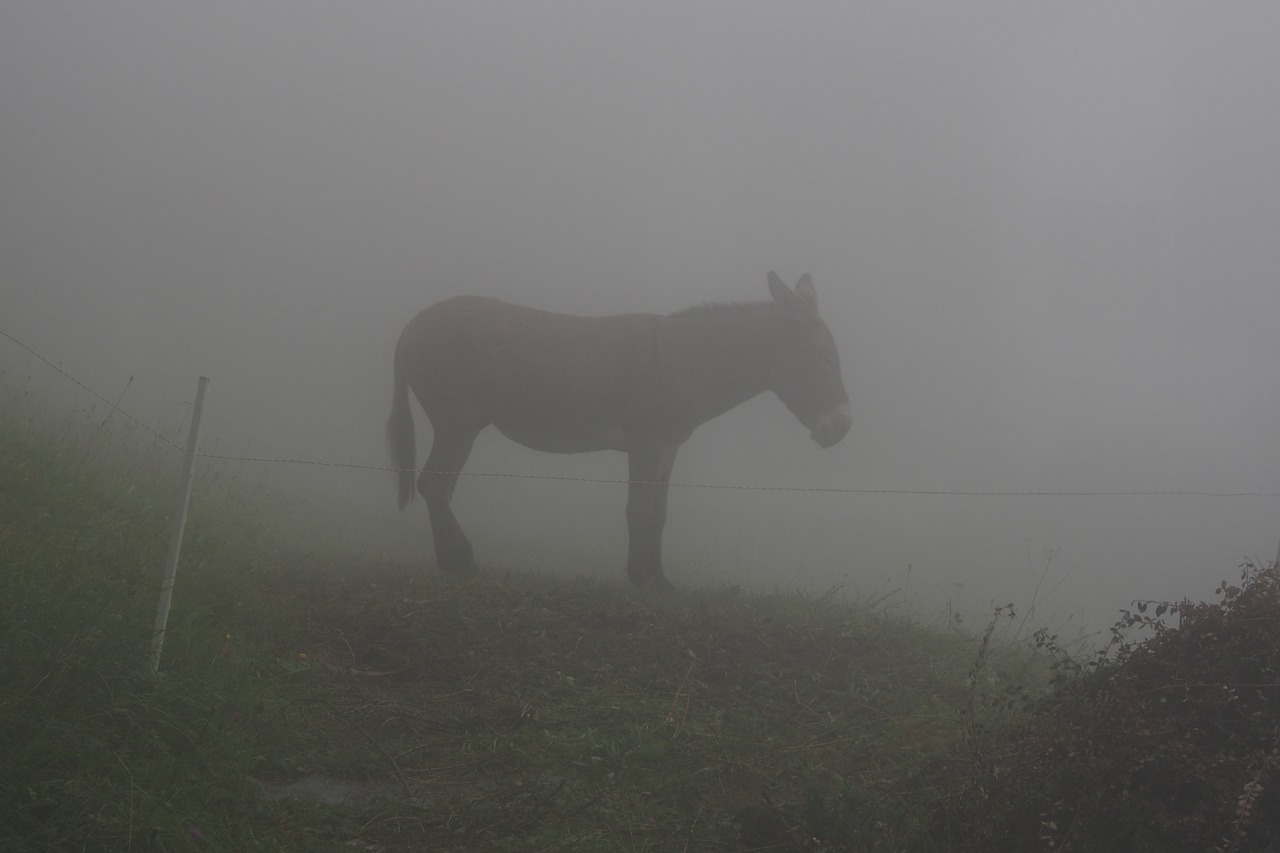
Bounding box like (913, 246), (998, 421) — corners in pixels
(265, 566), (1002, 851)
(0, 394), (1045, 852)
(8, 386), (1280, 851)
(0, 395), (284, 851)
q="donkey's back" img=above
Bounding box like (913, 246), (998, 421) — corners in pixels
(393, 296), (659, 454)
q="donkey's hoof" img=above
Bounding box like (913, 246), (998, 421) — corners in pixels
(436, 558), (478, 575)
(628, 571), (674, 592)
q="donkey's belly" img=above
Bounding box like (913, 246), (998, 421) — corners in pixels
(493, 417), (628, 454)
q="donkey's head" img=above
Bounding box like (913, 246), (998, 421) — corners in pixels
(766, 272), (851, 448)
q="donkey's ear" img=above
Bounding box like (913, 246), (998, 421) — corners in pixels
(794, 273), (816, 306)
(768, 271), (792, 303)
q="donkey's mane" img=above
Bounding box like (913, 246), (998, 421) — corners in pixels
(670, 300), (773, 319)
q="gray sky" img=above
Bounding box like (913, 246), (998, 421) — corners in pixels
(3, 2), (1279, 630)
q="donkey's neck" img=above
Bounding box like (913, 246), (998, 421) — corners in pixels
(664, 304), (786, 427)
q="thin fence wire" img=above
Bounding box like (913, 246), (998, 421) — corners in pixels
(2, 328), (185, 452)
(6, 328), (1280, 498)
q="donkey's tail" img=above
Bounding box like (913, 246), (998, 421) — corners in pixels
(386, 358), (417, 509)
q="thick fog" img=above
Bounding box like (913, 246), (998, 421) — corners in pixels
(4, 3), (1279, 631)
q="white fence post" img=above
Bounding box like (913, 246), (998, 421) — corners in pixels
(149, 376), (210, 675)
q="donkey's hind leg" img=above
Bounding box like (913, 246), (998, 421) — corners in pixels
(418, 425), (480, 574)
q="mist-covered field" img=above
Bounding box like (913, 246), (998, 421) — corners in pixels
(5, 3), (1280, 630)
(0, 380), (1016, 849)
(6, 6), (1280, 848)
(6, 366), (1280, 850)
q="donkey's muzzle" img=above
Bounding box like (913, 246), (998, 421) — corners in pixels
(810, 402), (851, 448)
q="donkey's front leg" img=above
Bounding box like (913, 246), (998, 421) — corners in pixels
(625, 443), (679, 589)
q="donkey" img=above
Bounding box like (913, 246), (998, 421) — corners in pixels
(386, 272), (850, 588)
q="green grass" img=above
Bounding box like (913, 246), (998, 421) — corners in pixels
(256, 566), (1005, 850)
(0, 384), (1057, 851)
(0, 385), (286, 851)
(9, 377), (1279, 850)
(17, 377), (1280, 851)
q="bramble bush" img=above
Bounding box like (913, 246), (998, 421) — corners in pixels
(925, 560), (1280, 852)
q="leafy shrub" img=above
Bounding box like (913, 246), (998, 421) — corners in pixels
(927, 561), (1280, 852)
